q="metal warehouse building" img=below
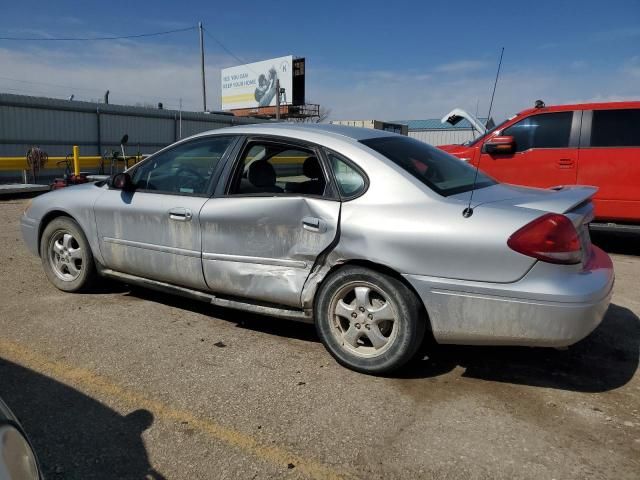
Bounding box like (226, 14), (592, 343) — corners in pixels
(329, 117), (486, 146)
(393, 118), (487, 146)
(329, 120), (408, 135)
(0, 93), (266, 157)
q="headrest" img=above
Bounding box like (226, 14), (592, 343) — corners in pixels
(248, 161), (276, 187)
(303, 156), (322, 179)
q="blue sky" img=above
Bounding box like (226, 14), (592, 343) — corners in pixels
(1, 0), (639, 121)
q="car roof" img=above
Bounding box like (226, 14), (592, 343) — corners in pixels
(192, 122), (398, 143)
(515, 100), (640, 117)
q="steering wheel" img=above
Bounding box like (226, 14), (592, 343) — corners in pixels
(175, 166), (206, 192)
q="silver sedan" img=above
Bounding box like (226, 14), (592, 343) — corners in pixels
(21, 124), (614, 373)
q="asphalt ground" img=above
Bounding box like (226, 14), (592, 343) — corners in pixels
(0, 197), (638, 480)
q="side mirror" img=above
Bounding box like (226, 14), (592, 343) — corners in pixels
(483, 135), (515, 155)
(111, 172), (133, 191)
(120, 134), (129, 146)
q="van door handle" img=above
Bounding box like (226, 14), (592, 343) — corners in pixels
(168, 207), (192, 221)
(558, 158), (574, 168)
(302, 216), (326, 233)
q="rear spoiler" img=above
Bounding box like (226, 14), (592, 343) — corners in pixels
(470, 185), (598, 214)
(512, 186), (598, 214)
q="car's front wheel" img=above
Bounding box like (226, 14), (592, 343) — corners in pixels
(315, 266), (426, 374)
(40, 217), (97, 292)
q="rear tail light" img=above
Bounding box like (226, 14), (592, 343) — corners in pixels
(507, 213), (582, 264)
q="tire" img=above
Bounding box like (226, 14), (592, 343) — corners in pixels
(40, 216), (97, 292)
(314, 266), (426, 374)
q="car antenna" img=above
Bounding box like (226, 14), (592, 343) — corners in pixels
(463, 47), (504, 218)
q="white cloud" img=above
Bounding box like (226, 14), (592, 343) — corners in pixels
(1, 42), (639, 125)
(569, 60), (588, 69)
(0, 43), (236, 111)
(592, 27), (640, 42)
(434, 60), (488, 73)
(307, 63), (640, 122)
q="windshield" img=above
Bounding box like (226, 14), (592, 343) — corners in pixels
(361, 136), (496, 196)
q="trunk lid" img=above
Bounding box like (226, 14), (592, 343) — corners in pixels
(454, 183), (597, 215)
(452, 183), (596, 265)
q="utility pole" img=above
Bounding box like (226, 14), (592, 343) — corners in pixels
(275, 79), (280, 120)
(199, 22), (207, 112)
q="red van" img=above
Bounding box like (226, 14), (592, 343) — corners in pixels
(439, 101), (640, 227)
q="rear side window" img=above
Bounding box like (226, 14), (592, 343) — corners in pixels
(361, 136), (495, 197)
(503, 112), (573, 152)
(591, 109), (640, 147)
(325, 151), (366, 198)
(229, 142), (328, 196)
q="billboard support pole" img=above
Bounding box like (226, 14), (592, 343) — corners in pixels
(275, 79), (280, 120)
(199, 22), (207, 112)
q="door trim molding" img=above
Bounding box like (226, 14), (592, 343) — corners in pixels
(103, 237), (201, 258)
(202, 252), (307, 269)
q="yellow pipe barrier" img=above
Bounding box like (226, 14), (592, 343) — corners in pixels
(0, 155), (141, 171)
(73, 145), (80, 177)
(0, 153), (309, 172)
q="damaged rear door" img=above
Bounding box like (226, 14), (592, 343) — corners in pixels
(199, 138), (340, 308)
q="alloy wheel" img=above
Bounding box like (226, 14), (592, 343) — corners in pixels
(48, 231), (84, 282)
(329, 281), (399, 358)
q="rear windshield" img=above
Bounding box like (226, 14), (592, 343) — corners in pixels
(360, 136), (496, 196)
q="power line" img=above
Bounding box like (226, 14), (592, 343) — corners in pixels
(0, 25), (196, 41)
(202, 27), (250, 66)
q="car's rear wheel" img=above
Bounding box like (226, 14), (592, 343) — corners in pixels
(315, 266), (425, 374)
(40, 217), (96, 292)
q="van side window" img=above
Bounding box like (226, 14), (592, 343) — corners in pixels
(591, 109), (640, 147)
(503, 112), (573, 152)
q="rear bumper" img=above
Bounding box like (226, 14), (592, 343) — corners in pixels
(20, 213), (39, 256)
(403, 246), (614, 347)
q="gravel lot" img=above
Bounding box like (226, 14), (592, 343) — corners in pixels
(0, 197), (638, 480)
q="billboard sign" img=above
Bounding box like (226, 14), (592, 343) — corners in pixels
(221, 56), (294, 110)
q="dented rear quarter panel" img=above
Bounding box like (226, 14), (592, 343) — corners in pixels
(293, 131), (540, 284)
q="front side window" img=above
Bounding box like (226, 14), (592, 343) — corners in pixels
(131, 136), (234, 195)
(361, 136), (495, 197)
(229, 142), (327, 196)
(503, 112), (573, 152)
(591, 109), (640, 147)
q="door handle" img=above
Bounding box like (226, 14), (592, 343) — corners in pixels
(302, 216), (326, 233)
(168, 207), (193, 222)
(558, 158), (574, 168)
